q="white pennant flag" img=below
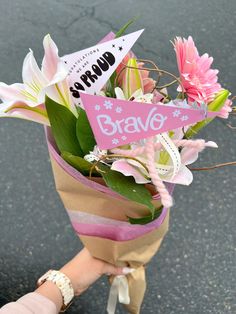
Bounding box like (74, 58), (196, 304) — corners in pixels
(62, 29), (144, 106)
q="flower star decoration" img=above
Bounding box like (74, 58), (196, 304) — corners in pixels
(112, 138), (119, 145)
(173, 109), (181, 117)
(95, 104), (101, 111)
(115, 106), (123, 113)
(0, 34), (77, 125)
(103, 100), (113, 109)
(181, 115), (189, 121)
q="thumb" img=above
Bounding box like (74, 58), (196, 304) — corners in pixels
(102, 263), (135, 276)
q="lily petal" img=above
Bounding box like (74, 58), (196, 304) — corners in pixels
(0, 101), (49, 125)
(0, 82), (26, 103)
(181, 146), (200, 165)
(41, 34), (77, 117)
(165, 164), (193, 185)
(43, 78), (78, 117)
(111, 159), (149, 184)
(205, 141), (218, 148)
(22, 50), (47, 103)
(114, 87), (126, 100)
(23, 50), (47, 87)
(42, 34), (68, 84)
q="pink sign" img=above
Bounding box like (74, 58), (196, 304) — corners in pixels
(80, 93), (218, 150)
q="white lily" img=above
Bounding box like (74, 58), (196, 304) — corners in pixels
(111, 128), (218, 186)
(0, 34), (77, 125)
(114, 86), (154, 103)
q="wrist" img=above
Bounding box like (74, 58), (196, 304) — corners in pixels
(36, 281), (63, 312)
(60, 264), (83, 296)
(37, 270), (74, 312)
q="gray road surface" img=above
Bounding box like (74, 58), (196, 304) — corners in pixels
(0, 0), (235, 313)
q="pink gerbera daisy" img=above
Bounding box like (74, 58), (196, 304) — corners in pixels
(174, 36), (221, 105)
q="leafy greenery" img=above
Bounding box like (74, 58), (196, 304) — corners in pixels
(128, 206), (163, 225)
(107, 17), (138, 97)
(101, 168), (155, 215)
(115, 17), (139, 38)
(76, 108), (96, 155)
(61, 151), (100, 176)
(45, 97), (83, 156)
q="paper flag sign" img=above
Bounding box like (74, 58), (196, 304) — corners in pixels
(62, 29), (144, 106)
(80, 93), (218, 150)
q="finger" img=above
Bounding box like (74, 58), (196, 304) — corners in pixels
(103, 263), (135, 276)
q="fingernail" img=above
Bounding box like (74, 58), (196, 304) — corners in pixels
(122, 267), (135, 275)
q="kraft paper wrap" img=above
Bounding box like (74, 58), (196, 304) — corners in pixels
(50, 156), (169, 313)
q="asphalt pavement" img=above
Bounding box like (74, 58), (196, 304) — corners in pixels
(0, 0), (235, 313)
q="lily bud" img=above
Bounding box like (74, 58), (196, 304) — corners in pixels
(122, 58), (143, 99)
(185, 89), (230, 138)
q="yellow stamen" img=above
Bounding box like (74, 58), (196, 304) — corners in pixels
(21, 89), (37, 102)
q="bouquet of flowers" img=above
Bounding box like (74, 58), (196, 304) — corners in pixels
(0, 21), (233, 313)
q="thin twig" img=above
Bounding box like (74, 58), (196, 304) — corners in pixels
(89, 154), (149, 178)
(137, 59), (185, 100)
(156, 79), (178, 89)
(189, 161), (236, 171)
(114, 58), (185, 100)
(227, 124), (236, 129)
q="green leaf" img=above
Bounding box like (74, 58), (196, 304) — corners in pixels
(115, 16), (139, 38)
(101, 169), (155, 214)
(61, 151), (101, 176)
(128, 206), (163, 225)
(45, 97), (83, 156)
(76, 108), (96, 155)
(185, 89), (230, 138)
(107, 17), (139, 97)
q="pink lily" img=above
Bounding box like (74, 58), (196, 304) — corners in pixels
(116, 56), (156, 97)
(111, 128), (218, 186)
(0, 101), (49, 125)
(121, 58), (143, 99)
(0, 34), (77, 125)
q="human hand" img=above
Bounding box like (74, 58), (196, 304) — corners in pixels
(60, 247), (134, 296)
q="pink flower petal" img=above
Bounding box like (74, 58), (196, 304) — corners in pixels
(22, 50), (47, 90)
(43, 78), (78, 117)
(181, 146), (200, 165)
(0, 82), (26, 103)
(0, 101), (49, 125)
(166, 164), (193, 185)
(42, 34), (60, 81)
(111, 159), (149, 184)
(173, 36), (221, 105)
(42, 34), (68, 85)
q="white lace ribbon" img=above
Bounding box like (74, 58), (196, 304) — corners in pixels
(106, 275), (130, 314)
(156, 133), (181, 180)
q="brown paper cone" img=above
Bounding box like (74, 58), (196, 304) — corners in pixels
(80, 212), (168, 313)
(50, 156), (162, 221)
(124, 267), (146, 314)
(49, 155), (169, 313)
